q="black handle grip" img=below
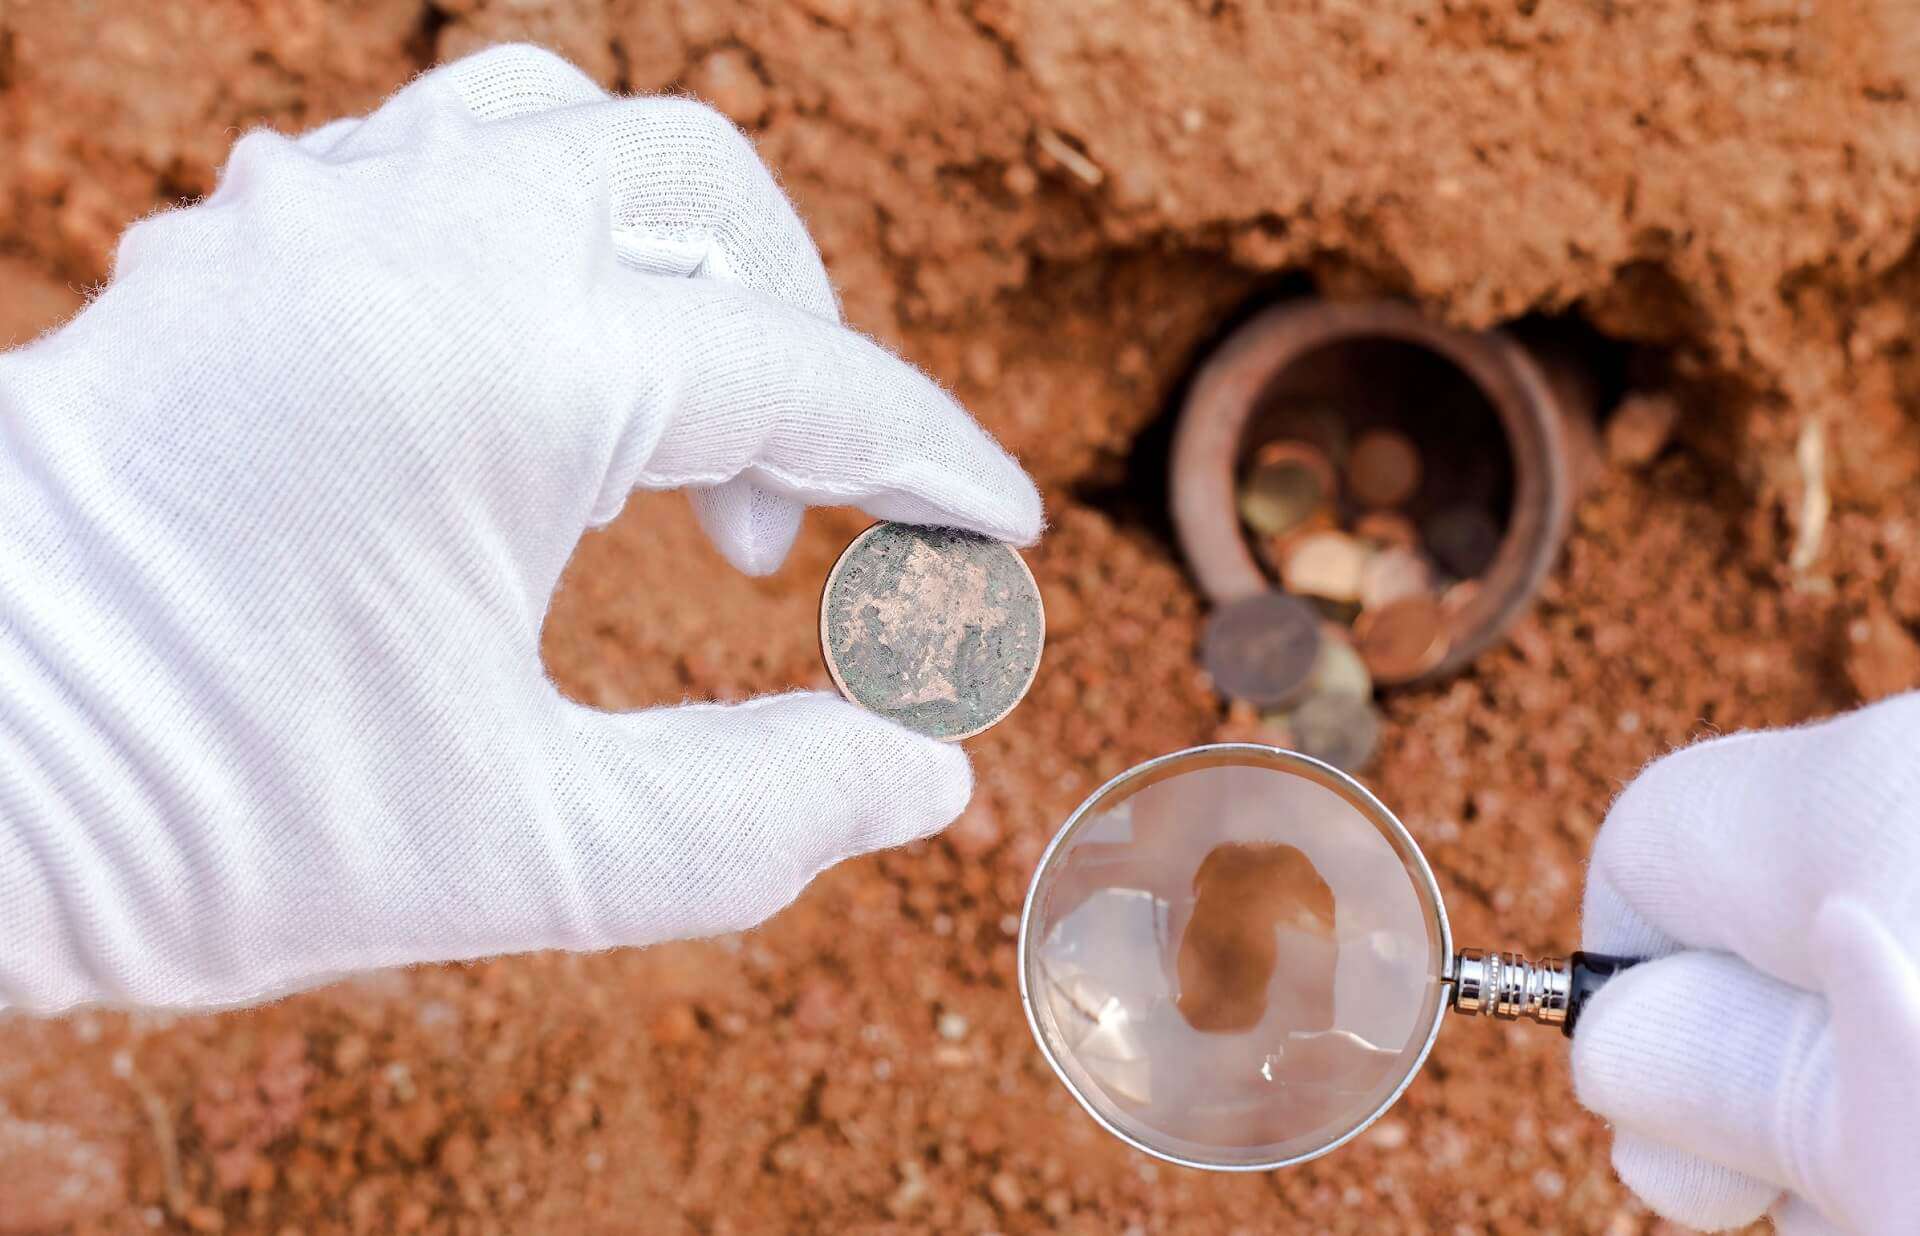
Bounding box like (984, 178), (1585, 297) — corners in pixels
(1562, 951), (1639, 1038)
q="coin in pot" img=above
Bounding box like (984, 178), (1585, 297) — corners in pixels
(1238, 441), (1337, 537)
(1359, 545), (1433, 612)
(1347, 429), (1423, 509)
(1353, 593), (1451, 684)
(1284, 693), (1382, 772)
(820, 522), (1045, 741)
(1281, 530), (1369, 604)
(1200, 592), (1324, 708)
(1424, 504), (1503, 579)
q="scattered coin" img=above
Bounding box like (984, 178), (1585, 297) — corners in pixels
(1238, 440), (1336, 537)
(1347, 429), (1422, 509)
(1304, 625), (1373, 702)
(1284, 693), (1382, 772)
(1424, 504), (1503, 579)
(1201, 592), (1324, 708)
(820, 522), (1045, 741)
(1281, 530), (1369, 603)
(1359, 545), (1433, 612)
(1353, 510), (1421, 552)
(1353, 594), (1451, 684)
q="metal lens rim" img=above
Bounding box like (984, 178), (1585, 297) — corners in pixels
(1015, 743), (1454, 1173)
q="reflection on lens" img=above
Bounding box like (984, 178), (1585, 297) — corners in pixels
(1019, 746), (1448, 1170)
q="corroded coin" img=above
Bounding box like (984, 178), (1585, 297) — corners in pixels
(1281, 530), (1369, 603)
(1238, 440), (1337, 537)
(1201, 592), (1324, 708)
(821, 522), (1045, 741)
(1359, 545), (1433, 612)
(1347, 429), (1423, 509)
(1424, 503), (1503, 579)
(1284, 693), (1383, 773)
(1304, 624), (1374, 702)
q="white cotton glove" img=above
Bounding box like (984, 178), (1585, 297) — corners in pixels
(0, 44), (1042, 1013)
(1575, 693), (1920, 1236)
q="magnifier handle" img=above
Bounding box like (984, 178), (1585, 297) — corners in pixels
(1562, 951), (1639, 1036)
(1449, 949), (1642, 1037)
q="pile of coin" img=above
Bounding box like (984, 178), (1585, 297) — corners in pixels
(1202, 424), (1502, 772)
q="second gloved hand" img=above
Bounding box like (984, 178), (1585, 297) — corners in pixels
(1575, 693), (1920, 1236)
(0, 46), (1042, 1012)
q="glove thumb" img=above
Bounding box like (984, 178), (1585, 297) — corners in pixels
(534, 690), (973, 946)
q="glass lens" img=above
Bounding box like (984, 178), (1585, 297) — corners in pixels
(1019, 746), (1448, 1169)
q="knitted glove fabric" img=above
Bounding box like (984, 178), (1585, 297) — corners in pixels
(0, 44), (1042, 1012)
(1576, 693), (1920, 1235)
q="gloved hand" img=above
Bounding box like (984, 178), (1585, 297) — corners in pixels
(0, 44), (1041, 1012)
(1575, 692), (1920, 1235)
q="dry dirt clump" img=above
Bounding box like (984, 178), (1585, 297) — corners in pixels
(4, 2), (1920, 1233)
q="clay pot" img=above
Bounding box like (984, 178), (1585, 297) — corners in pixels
(1170, 299), (1578, 683)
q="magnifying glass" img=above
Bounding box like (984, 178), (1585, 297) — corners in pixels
(1017, 744), (1635, 1172)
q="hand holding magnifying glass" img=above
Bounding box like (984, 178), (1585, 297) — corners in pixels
(1019, 695), (1920, 1236)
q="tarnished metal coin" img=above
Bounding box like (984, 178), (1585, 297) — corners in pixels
(1284, 693), (1383, 772)
(1359, 545), (1434, 611)
(1238, 440), (1336, 537)
(1424, 503), (1503, 579)
(1304, 624), (1374, 702)
(1200, 592), (1324, 708)
(1281, 530), (1369, 603)
(820, 522), (1044, 741)
(1347, 428), (1423, 509)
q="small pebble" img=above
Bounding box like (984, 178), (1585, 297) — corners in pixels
(1605, 392), (1679, 467)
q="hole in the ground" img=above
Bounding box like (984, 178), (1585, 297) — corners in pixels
(1078, 286), (1648, 574)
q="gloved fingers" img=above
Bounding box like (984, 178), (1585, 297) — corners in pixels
(1608, 1132), (1779, 1231)
(1813, 898), (1920, 1234)
(437, 42), (608, 120)
(1579, 855), (1678, 959)
(288, 47), (837, 321)
(1586, 692), (1920, 989)
(294, 117), (361, 157)
(542, 691), (972, 943)
(491, 94), (840, 321)
(599, 277), (1042, 570)
(1572, 951), (1832, 1210)
(685, 481), (806, 577)
(294, 44), (604, 158)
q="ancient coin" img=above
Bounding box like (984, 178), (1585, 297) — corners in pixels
(1201, 592), (1324, 708)
(1353, 593), (1451, 684)
(1285, 693), (1383, 772)
(1347, 429), (1423, 509)
(1424, 504), (1504, 579)
(1281, 530), (1369, 603)
(1359, 545), (1434, 611)
(1304, 624), (1374, 702)
(820, 522), (1045, 741)
(1238, 440), (1336, 537)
